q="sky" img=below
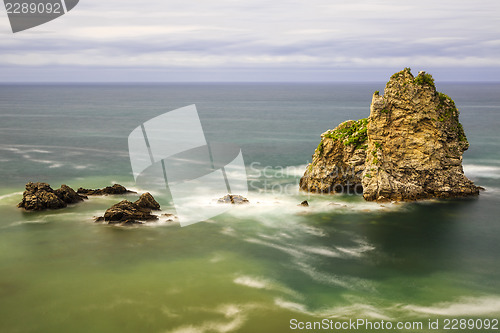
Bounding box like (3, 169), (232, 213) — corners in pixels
(0, 0), (499, 82)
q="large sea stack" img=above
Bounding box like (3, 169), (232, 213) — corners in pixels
(300, 68), (480, 201)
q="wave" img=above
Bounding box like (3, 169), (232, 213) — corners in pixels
(2, 210), (108, 229)
(295, 245), (342, 258)
(295, 260), (375, 291)
(464, 164), (500, 179)
(0, 191), (22, 201)
(274, 298), (391, 320)
(166, 303), (259, 333)
(336, 243), (376, 258)
(234, 276), (269, 289)
(4, 219), (51, 228)
(0, 144), (125, 171)
(245, 237), (308, 260)
(246, 163), (308, 180)
(244, 235), (376, 292)
(224, 192), (399, 224)
(0, 146), (51, 155)
(274, 298), (309, 314)
(233, 275), (300, 298)
(402, 296), (500, 316)
(274, 295), (500, 322)
(0, 144), (129, 157)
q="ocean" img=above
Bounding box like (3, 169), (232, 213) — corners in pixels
(0, 83), (499, 332)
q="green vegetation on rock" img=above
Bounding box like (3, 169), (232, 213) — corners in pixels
(391, 67), (412, 80)
(323, 118), (368, 149)
(315, 141), (323, 154)
(437, 92), (459, 117)
(434, 91), (467, 142)
(414, 72), (435, 87)
(371, 142), (382, 165)
(438, 92), (452, 103)
(457, 123), (468, 142)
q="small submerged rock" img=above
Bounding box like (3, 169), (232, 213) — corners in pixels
(217, 194), (249, 204)
(96, 193), (161, 226)
(77, 184), (136, 196)
(329, 202), (347, 208)
(18, 182), (87, 211)
(298, 200), (309, 207)
(161, 213), (178, 222)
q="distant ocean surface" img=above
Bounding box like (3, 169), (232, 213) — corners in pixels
(0, 83), (499, 332)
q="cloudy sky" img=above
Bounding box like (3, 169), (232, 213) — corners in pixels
(1, 0), (499, 82)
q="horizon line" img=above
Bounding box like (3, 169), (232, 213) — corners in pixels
(1, 81), (499, 84)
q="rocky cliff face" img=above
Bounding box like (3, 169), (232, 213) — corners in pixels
(362, 68), (478, 201)
(300, 68), (480, 201)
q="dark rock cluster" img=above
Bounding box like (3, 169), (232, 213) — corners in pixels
(18, 182), (87, 211)
(77, 184), (135, 196)
(18, 182), (138, 211)
(95, 192), (161, 225)
(17, 182), (177, 226)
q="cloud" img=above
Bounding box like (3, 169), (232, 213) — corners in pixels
(1, 0), (499, 81)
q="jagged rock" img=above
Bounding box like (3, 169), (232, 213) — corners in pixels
(77, 184), (135, 196)
(102, 200), (157, 223)
(298, 200), (309, 207)
(99, 193), (161, 225)
(18, 182), (87, 211)
(300, 119), (367, 193)
(300, 68), (479, 202)
(135, 192), (160, 210)
(217, 194), (249, 204)
(362, 68), (479, 201)
(54, 184), (87, 204)
(18, 182), (66, 210)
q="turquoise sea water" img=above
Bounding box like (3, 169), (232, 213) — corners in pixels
(0, 83), (499, 332)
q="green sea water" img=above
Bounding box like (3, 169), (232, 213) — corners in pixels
(0, 83), (499, 333)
